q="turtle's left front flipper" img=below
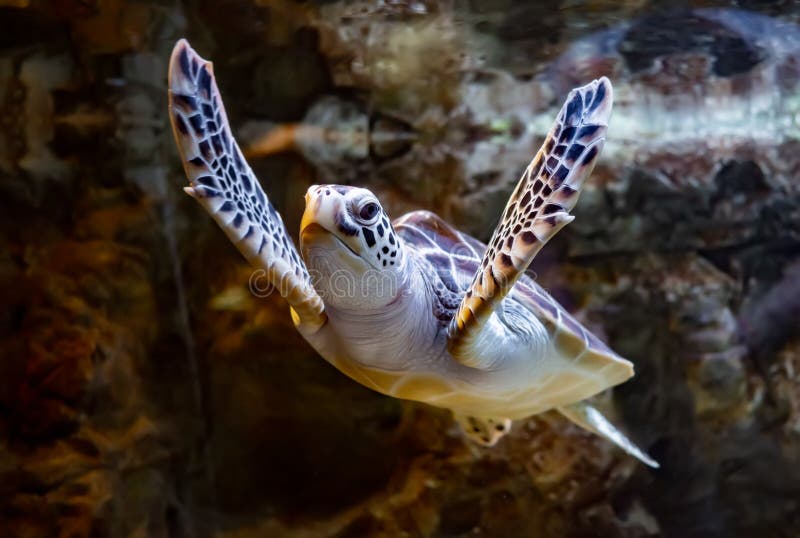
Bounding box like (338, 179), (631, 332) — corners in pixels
(558, 401), (659, 468)
(168, 39), (325, 329)
(448, 78), (612, 365)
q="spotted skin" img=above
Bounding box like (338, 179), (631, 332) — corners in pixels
(447, 77), (613, 367)
(307, 185), (402, 269)
(168, 40), (324, 327)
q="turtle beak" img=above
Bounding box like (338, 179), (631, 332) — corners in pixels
(301, 185), (340, 235)
(301, 185), (354, 237)
(300, 185), (323, 234)
(300, 185), (370, 266)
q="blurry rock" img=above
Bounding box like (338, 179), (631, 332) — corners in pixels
(2, 1), (800, 538)
(0, 51), (74, 188)
(740, 259), (800, 361)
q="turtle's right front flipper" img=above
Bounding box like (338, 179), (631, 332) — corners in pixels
(168, 39), (325, 329)
(448, 77), (612, 366)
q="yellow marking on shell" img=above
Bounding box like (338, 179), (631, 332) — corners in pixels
(537, 371), (586, 397)
(435, 391), (509, 413)
(359, 368), (406, 394)
(327, 358), (392, 394)
(501, 381), (603, 418)
(602, 359), (635, 385)
(325, 360), (516, 415)
(577, 350), (634, 382)
(542, 378), (601, 403)
(554, 328), (587, 360)
(325, 334), (632, 422)
(392, 375), (458, 401)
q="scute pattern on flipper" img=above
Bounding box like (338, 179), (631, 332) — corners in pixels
(447, 78), (613, 364)
(168, 40), (324, 325)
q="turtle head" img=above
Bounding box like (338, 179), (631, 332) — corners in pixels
(300, 185), (407, 309)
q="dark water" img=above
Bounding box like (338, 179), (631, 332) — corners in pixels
(1, 2), (800, 537)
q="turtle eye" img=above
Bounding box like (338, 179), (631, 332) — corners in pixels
(357, 201), (380, 222)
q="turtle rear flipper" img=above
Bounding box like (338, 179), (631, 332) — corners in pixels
(447, 77), (612, 366)
(453, 413), (512, 447)
(558, 401), (659, 468)
(168, 39), (325, 329)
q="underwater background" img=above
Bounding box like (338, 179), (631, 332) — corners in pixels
(1, 1), (800, 537)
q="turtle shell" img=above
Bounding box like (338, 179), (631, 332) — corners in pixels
(394, 209), (621, 355)
(391, 210), (633, 418)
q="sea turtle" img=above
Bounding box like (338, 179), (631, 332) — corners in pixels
(168, 39), (657, 467)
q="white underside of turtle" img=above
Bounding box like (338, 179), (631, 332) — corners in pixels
(167, 39), (658, 468)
